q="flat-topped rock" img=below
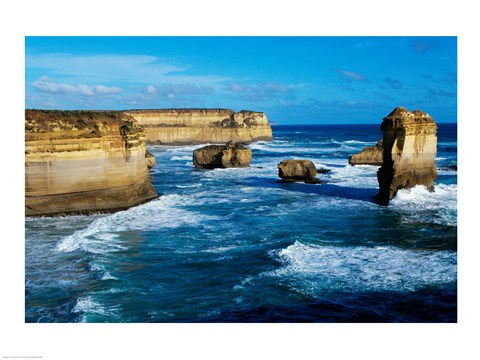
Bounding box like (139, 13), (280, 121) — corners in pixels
(375, 106), (438, 205)
(277, 159), (320, 184)
(193, 141), (252, 169)
(123, 108), (273, 145)
(25, 110), (158, 216)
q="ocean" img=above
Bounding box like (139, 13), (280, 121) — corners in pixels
(25, 123), (457, 323)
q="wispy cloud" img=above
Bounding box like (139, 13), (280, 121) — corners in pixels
(354, 40), (375, 49)
(427, 87), (456, 98)
(26, 53), (230, 86)
(224, 82), (302, 102)
(337, 69), (367, 82)
(384, 77), (403, 90)
(32, 78), (122, 96)
(410, 37), (443, 53)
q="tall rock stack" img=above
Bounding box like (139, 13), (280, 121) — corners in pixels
(376, 106), (438, 205)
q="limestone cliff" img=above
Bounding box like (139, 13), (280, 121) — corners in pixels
(123, 109), (273, 145)
(25, 110), (158, 216)
(376, 106), (438, 205)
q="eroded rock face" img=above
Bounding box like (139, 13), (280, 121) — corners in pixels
(375, 106), (438, 205)
(193, 141), (252, 169)
(145, 150), (156, 169)
(25, 110), (158, 216)
(277, 160), (320, 183)
(124, 109), (273, 145)
(348, 139), (383, 165)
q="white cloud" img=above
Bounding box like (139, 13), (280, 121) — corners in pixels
(26, 53), (230, 86)
(146, 85), (157, 94)
(338, 69), (367, 82)
(32, 79), (122, 96)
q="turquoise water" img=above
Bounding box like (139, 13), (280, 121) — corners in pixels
(25, 124), (457, 322)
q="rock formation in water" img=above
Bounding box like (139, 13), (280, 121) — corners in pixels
(25, 110), (158, 216)
(277, 160), (320, 183)
(145, 150), (156, 169)
(348, 139), (383, 165)
(375, 106), (438, 205)
(193, 141), (252, 169)
(123, 109), (273, 145)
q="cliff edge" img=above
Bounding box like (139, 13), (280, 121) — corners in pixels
(123, 109), (273, 145)
(375, 106), (438, 205)
(25, 110), (158, 216)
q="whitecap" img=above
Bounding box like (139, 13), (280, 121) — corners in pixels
(265, 241), (456, 295)
(71, 296), (121, 322)
(390, 184), (457, 226)
(170, 155), (191, 161)
(55, 195), (220, 254)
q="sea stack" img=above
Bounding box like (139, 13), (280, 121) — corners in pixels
(375, 106), (438, 205)
(193, 141), (252, 169)
(348, 139), (383, 166)
(123, 109), (273, 145)
(25, 110), (158, 216)
(277, 160), (320, 184)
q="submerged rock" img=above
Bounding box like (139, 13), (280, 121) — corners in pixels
(375, 106), (438, 205)
(278, 159), (320, 183)
(193, 141), (252, 169)
(348, 139), (383, 165)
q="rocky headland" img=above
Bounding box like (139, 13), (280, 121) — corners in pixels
(375, 106), (438, 205)
(193, 141), (252, 169)
(25, 110), (158, 216)
(123, 109), (273, 145)
(277, 160), (320, 184)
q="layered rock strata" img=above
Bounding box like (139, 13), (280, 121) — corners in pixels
(278, 160), (320, 183)
(375, 106), (438, 205)
(124, 109), (273, 145)
(25, 110), (158, 216)
(348, 139), (383, 165)
(193, 141), (252, 169)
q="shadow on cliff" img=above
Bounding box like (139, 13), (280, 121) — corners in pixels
(236, 176), (378, 203)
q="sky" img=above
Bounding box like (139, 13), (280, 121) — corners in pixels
(25, 36), (457, 124)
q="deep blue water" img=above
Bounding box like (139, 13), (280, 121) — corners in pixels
(25, 123), (457, 322)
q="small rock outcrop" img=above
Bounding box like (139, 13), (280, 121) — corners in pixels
(375, 106), (438, 205)
(193, 141), (252, 169)
(277, 160), (320, 183)
(348, 139), (383, 165)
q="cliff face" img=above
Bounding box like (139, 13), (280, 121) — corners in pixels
(376, 107), (438, 205)
(25, 110), (158, 216)
(123, 109), (273, 145)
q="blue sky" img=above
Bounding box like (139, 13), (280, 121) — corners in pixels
(25, 36), (457, 124)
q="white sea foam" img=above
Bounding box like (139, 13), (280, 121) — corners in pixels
(176, 184), (202, 189)
(55, 195), (220, 254)
(170, 155), (192, 161)
(88, 262), (118, 280)
(72, 296), (121, 322)
(265, 241), (456, 295)
(343, 140), (375, 145)
(390, 184), (457, 226)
